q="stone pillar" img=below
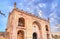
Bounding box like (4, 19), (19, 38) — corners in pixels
(11, 27), (17, 39)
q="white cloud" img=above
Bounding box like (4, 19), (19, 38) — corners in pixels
(19, 3), (23, 6)
(49, 12), (60, 32)
(55, 26), (59, 28)
(38, 10), (43, 17)
(25, 7), (34, 14)
(49, 12), (57, 18)
(49, 12), (58, 22)
(51, 26), (58, 32)
(26, 8), (31, 12)
(7, 6), (13, 11)
(51, 1), (58, 10)
(55, 24), (60, 28)
(51, 24), (60, 32)
(49, 13), (55, 22)
(50, 17), (55, 22)
(38, 3), (46, 8)
(0, 16), (7, 31)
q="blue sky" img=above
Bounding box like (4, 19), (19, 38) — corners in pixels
(0, 0), (60, 33)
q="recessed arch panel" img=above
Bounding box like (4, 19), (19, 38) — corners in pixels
(18, 17), (25, 27)
(45, 25), (50, 39)
(32, 21), (42, 39)
(32, 21), (41, 30)
(45, 25), (49, 31)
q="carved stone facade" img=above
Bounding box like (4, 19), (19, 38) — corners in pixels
(0, 3), (52, 39)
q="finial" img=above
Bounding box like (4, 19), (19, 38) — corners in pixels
(14, 2), (16, 9)
(48, 17), (50, 22)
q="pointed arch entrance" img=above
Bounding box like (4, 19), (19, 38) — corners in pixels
(17, 30), (24, 39)
(32, 21), (42, 39)
(33, 32), (37, 39)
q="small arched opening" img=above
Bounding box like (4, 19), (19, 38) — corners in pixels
(45, 25), (49, 31)
(45, 25), (50, 39)
(18, 17), (25, 27)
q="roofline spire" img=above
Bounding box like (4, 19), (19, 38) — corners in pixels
(14, 2), (16, 9)
(48, 17), (50, 22)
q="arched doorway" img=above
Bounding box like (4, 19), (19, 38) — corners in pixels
(17, 30), (24, 39)
(32, 21), (42, 39)
(33, 32), (37, 39)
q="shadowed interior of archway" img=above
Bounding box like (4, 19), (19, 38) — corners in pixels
(18, 17), (25, 27)
(45, 25), (50, 39)
(17, 30), (24, 39)
(33, 32), (37, 39)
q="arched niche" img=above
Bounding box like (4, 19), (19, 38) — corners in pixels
(17, 30), (24, 39)
(32, 21), (42, 39)
(32, 21), (41, 30)
(45, 25), (50, 39)
(45, 25), (49, 31)
(18, 17), (25, 27)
